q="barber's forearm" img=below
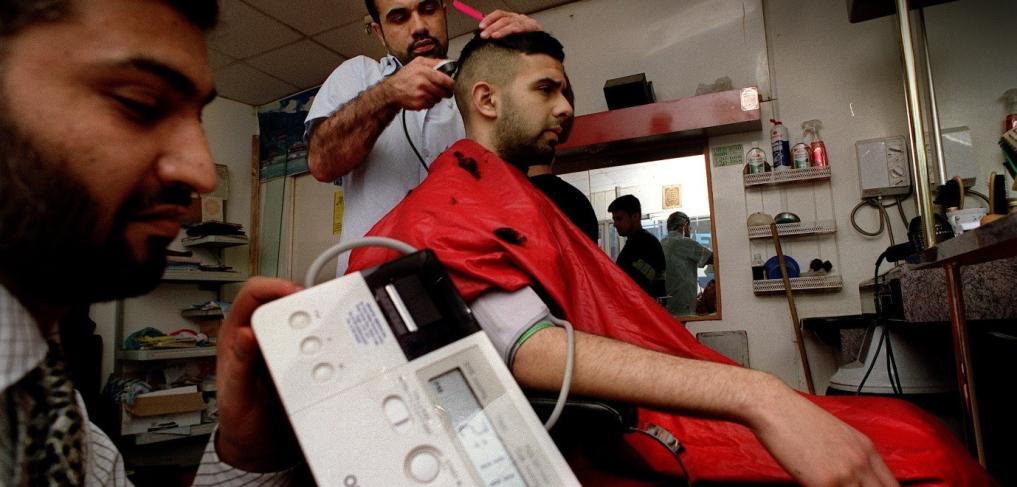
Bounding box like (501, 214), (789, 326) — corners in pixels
(511, 327), (786, 425)
(307, 81), (401, 181)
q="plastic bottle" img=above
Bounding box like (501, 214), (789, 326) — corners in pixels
(791, 141), (811, 169)
(746, 147), (768, 174)
(802, 119), (828, 167)
(1004, 89), (1017, 133)
(770, 119), (791, 171)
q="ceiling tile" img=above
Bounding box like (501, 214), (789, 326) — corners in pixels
(247, 40), (346, 89)
(243, 0), (364, 36)
(214, 62), (299, 105)
(314, 21), (387, 59)
(208, 0), (303, 59)
(207, 47), (235, 70)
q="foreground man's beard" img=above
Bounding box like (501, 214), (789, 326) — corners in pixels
(0, 113), (173, 305)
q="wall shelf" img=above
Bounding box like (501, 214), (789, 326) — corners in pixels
(555, 87), (762, 170)
(181, 235), (249, 249)
(132, 422), (217, 446)
(162, 270), (247, 282)
(743, 166), (831, 187)
(748, 220), (837, 239)
(117, 347), (217, 361)
(752, 275), (843, 295)
(180, 308), (225, 320)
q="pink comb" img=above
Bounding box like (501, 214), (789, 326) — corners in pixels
(452, 0), (484, 22)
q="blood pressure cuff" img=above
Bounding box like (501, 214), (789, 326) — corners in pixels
(349, 140), (992, 486)
(469, 287), (553, 367)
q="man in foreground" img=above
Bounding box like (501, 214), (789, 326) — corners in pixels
(348, 31), (991, 486)
(0, 1), (301, 483)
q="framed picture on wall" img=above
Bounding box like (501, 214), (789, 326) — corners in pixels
(662, 185), (682, 209)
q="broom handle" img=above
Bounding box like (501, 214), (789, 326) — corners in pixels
(770, 223), (816, 394)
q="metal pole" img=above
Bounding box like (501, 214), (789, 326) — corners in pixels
(944, 263), (986, 465)
(895, 0), (937, 247)
(919, 9), (948, 186)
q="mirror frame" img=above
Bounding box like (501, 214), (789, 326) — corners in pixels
(555, 138), (722, 322)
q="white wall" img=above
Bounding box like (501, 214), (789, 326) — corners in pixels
(92, 97), (259, 384)
(268, 0), (1016, 391)
(451, 0), (772, 112)
(692, 0), (1016, 390)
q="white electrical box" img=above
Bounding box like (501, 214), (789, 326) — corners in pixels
(856, 135), (911, 197)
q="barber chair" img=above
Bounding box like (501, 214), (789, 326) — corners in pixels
(527, 393), (690, 486)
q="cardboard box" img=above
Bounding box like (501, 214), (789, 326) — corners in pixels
(120, 386), (206, 435)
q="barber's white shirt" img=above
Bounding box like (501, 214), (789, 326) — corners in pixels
(305, 55), (464, 275)
(0, 285), (294, 486)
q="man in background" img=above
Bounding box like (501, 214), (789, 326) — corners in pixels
(661, 211), (712, 315)
(305, 0), (540, 273)
(0, 1), (300, 483)
(609, 194), (665, 297)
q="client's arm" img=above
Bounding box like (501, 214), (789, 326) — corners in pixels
(512, 327), (898, 487)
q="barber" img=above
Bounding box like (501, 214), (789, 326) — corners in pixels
(306, 0), (541, 273)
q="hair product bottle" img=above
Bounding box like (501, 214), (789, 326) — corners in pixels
(746, 147), (768, 174)
(802, 119), (828, 168)
(770, 119), (790, 171)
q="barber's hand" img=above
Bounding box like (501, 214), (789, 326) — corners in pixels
(215, 277), (304, 473)
(479, 10), (543, 39)
(382, 56), (454, 111)
(748, 380), (899, 487)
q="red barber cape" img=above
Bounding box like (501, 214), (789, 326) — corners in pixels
(349, 140), (990, 485)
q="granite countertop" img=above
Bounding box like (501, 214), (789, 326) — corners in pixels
(901, 257), (1017, 322)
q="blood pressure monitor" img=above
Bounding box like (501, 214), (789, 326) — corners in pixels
(251, 250), (578, 486)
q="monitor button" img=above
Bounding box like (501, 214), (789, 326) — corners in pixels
(407, 449), (440, 483)
(383, 396), (412, 432)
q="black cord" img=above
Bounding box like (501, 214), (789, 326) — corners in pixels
(870, 249), (905, 395)
(873, 252), (886, 317)
(856, 330), (887, 395)
(402, 109), (429, 173)
(860, 250), (891, 395)
(885, 327), (904, 394)
(884, 330), (899, 395)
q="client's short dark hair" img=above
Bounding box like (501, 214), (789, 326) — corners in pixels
(456, 30), (565, 70)
(608, 195), (641, 215)
(1, 0), (219, 38)
(453, 30), (565, 123)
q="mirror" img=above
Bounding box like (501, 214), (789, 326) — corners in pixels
(554, 145), (721, 321)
